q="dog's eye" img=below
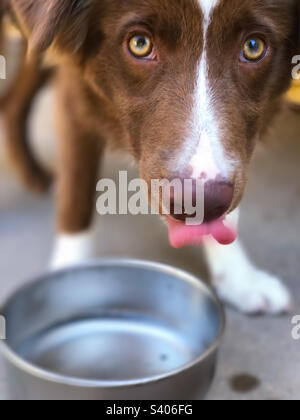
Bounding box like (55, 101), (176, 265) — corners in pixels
(242, 38), (266, 62)
(128, 35), (153, 58)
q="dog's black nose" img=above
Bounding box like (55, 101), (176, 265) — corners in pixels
(203, 180), (234, 223)
(168, 178), (234, 223)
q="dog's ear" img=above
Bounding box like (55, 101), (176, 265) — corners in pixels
(12, 0), (93, 54)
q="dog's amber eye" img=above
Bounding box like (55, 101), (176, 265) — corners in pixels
(128, 35), (153, 58)
(242, 38), (266, 62)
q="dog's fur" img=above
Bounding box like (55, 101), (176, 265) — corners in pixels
(1, 0), (299, 313)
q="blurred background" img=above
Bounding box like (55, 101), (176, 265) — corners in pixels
(0, 34), (300, 400)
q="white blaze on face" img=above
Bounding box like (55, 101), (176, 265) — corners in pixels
(186, 0), (233, 181)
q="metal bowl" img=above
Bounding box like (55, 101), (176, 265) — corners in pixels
(0, 259), (224, 400)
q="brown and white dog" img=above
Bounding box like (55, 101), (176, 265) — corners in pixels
(1, 0), (299, 314)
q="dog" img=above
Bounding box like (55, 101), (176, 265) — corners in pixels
(1, 0), (299, 314)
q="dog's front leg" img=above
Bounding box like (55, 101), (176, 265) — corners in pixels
(203, 209), (291, 314)
(50, 136), (102, 270)
(50, 82), (103, 270)
(2, 47), (53, 192)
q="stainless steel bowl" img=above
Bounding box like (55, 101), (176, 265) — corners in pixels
(0, 259), (224, 400)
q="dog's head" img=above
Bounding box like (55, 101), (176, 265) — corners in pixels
(13, 0), (300, 246)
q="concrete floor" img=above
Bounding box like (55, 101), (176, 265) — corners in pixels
(0, 86), (300, 400)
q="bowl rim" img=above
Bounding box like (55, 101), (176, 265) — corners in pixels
(0, 258), (225, 389)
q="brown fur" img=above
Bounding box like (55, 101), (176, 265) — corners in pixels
(3, 48), (53, 192)
(1, 0), (300, 233)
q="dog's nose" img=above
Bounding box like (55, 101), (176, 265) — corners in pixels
(169, 178), (234, 223)
(203, 180), (234, 223)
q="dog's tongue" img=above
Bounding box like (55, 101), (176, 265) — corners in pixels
(167, 217), (238, 248)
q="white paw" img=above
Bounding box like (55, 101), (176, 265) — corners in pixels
(214, 269), (292, 315)
(50, 231), (95, 271)
(50, 251), (91, 271)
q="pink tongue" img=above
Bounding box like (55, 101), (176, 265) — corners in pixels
(167, 218), (238, 248)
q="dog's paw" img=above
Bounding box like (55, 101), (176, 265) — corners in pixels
(50, 231), (95, 271)
(214, 268), (292, 315)
(50, 252), (89, 271)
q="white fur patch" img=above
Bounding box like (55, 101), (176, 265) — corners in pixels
(198, 0), (220, 20)
(179, 0), (236, 181)
(203, 210), (291, 314)
(50, 230), (95, 270)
